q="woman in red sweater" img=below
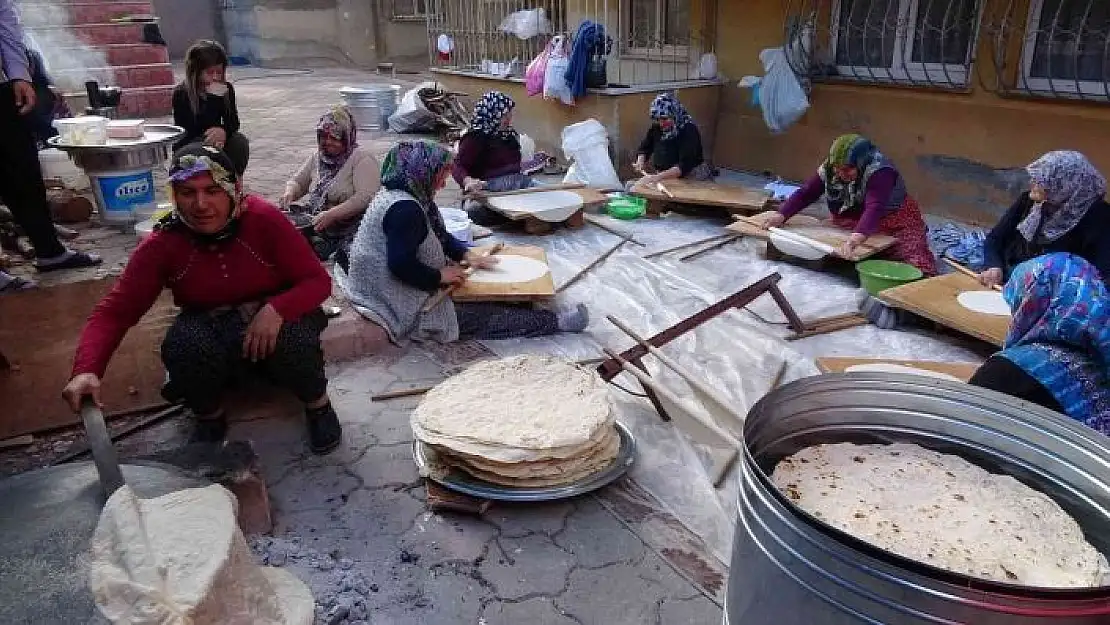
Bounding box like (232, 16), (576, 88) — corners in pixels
(62, 145), (342, 453)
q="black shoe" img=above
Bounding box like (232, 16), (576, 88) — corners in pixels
(306, 403), (342, 454)
(191, 415), (229, 443)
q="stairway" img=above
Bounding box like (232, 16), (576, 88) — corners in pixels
(17, 0), (175, 117)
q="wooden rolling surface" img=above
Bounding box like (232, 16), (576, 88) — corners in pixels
(727, 211), (897, 262)
(451, 244), (556, 303)
(877, 272), (1011, 346)
(629, 179), (771, 214)
(816, 357), (981, 382)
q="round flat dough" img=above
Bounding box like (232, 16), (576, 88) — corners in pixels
(441, 428), (621, 478)
(467, 255), (550, 284)
(487, 190), (583, 221)
(957, 290), (1011, 316)
(772, 443), (1110, 588)
(845, 363), (963, 383)
(412, 355), (612, 451)
(443, 431), (622, 487)
(769, 231), (826, 260)
(418, 418), (613, 464)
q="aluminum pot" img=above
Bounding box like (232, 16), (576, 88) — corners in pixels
(726, 373), (1110, 625)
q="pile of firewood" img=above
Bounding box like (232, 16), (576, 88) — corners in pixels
(417, 87), (471, 143)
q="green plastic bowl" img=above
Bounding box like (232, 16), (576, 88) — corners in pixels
(607, 195), (647, 220)
(856, 259), (923, 296)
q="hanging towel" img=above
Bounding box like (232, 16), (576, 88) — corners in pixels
(565, 20), (611, 98)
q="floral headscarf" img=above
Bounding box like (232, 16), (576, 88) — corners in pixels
(158, 144), (241, 240)
(468, 91), (517, 141)
(380, 140), (453, 237)
(649, 93), (693, 140)
(818, 134), (890, 211)
(1018, 151), (1107, 243)
(303, 106), (359, 216)
(1001, 253), (1110, 432)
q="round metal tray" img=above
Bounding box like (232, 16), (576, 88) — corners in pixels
(48, 124), (185, 153)
(412, 421), (636, 502)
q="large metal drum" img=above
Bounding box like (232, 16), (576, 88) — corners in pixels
(727, 373), (1110, 624)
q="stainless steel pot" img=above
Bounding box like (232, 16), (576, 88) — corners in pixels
(726, 373), (1110, 625)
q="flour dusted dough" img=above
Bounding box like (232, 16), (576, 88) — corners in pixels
(956, 290), (1011, 316)
(466, 255), (551, 284)
(90, 485), (313, 624)
(412, 355), (612, 450)
(772, 443), (1110, 588)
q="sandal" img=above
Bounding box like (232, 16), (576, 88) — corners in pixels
(35, 251), (102, 273)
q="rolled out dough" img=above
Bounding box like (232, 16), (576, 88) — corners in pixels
(845, 363), (963, 383)
(467, 254), (551, 284)
(487, 190), (584, 222)
(956, 290), (1011, 316)
(772, 443), (1110, 588)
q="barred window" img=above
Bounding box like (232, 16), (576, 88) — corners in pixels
(394, 0), (431, 19)
(628, 0), (691, 49)
(831, 0), (981, 85)
(1020, 0), (1110, 96)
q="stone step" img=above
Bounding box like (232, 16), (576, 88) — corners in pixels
(18, 1), (155, 25)
(29, 22), (146, 47)
(53, 63), (174, 90)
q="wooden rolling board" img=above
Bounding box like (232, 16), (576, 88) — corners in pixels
(816, 357), (980, 382)
(877, 272), (1011, 346)
(630, 179), (771, 214)
(726, 211), (897, 262)
(451, 244), (555, 303)
(482, 187), (610, 221)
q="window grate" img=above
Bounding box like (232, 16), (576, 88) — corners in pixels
(783, 0), (985, 90)
(982, 0), (1110, 102)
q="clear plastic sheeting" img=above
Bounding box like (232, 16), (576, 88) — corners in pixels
(477, 211), (987, 563)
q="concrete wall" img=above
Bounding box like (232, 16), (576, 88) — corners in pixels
(431, 72), (720, 178)
(153, 0), (222, 60)
(712, 0), (1110, 225)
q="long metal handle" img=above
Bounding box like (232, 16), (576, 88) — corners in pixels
(80, 399), (125, 498)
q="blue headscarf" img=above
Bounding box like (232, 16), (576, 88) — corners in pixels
(1000, 253), (1110, 433)
(649, 93), (693, 140)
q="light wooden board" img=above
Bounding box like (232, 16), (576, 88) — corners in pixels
(878, 272), (1011, 346)
(630, 179), (771, 214)
(451, 244), (555, 302)
(482, 187), (610, 221)
(726, 211), (898, 262)
(816, 357), (980, 382)
(0, 279), (176, 439)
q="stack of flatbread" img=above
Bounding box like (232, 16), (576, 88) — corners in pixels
(411, 355), (621, 487)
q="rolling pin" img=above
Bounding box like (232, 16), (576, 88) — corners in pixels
(944, 258), (1002, 292)
(421, 243), (505, 312)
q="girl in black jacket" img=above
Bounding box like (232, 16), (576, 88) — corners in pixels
(172, 40), (249, 175)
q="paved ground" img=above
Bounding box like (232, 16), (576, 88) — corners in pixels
(4, 67), (724, 624)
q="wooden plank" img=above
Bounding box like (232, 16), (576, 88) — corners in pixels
(816, 357), (981, 382)
(482, 187), (610, 222)
(0, 279), (177, 439)
(451, 244), (555, 303)
(726, 210), (897, 262)
(630, 179), (771, 214)
(877, 272), (1011, 346)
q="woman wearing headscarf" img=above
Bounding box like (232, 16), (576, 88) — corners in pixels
(977, 151), (1110, 289)
(768, 134), (936, 275)
(453, 91), (532, 226)
(631, 93), (712, 187)
(969, 253), (1109, 436)
(281, 106), (380, 264)
(62, 144), (342, 453)
(173, 40), (249, 175)
(341, 141), (589, 344)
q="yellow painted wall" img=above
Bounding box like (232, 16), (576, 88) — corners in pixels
(712, 0), (1110, 225)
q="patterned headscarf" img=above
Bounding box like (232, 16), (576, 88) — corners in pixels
(1018, 151), (1106, 243)
(159, 144), (242, 241)
(818, 134), (888, 211)
(380, 140), (453, 237)
(1001, 253), (1110, 431)
(649, 93), (693, 140)
(304, 106), (359, 216)
(469, 91), (518, 141)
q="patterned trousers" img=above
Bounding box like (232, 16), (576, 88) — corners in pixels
(455, 303), (559, 341)
(161, 306), (328, 414)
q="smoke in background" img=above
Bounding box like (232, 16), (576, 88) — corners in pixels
(17, 0), (110, 92)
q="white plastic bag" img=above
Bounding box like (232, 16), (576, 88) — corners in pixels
(388, 81), (438, 133)
(499, 8), (551, 40)
(519, 133), (536, 163)
(543, 36), (574, 105)
(755, 47), (809, 134)
(560, 119), (621, 189)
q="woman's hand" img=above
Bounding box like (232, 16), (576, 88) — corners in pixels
(312, 209), (340, 232)
(63, 373), (102, 412)
(279, 189), (298, 210)
(243, 303), (283, 362)
(633, 155), (647, 175)
(439, 266), (468, 286)
(464, 178), (487, 194)
(465, 251), (499, 270)
(761, 212), (787, 230)
(204, 127), (227, 149)
(978, 267), (1003, 289)
(839, 233), (868, 258)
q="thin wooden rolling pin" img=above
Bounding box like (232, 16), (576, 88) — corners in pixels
(944, 257), (1002, 292)
(421, 243), (505, 312)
